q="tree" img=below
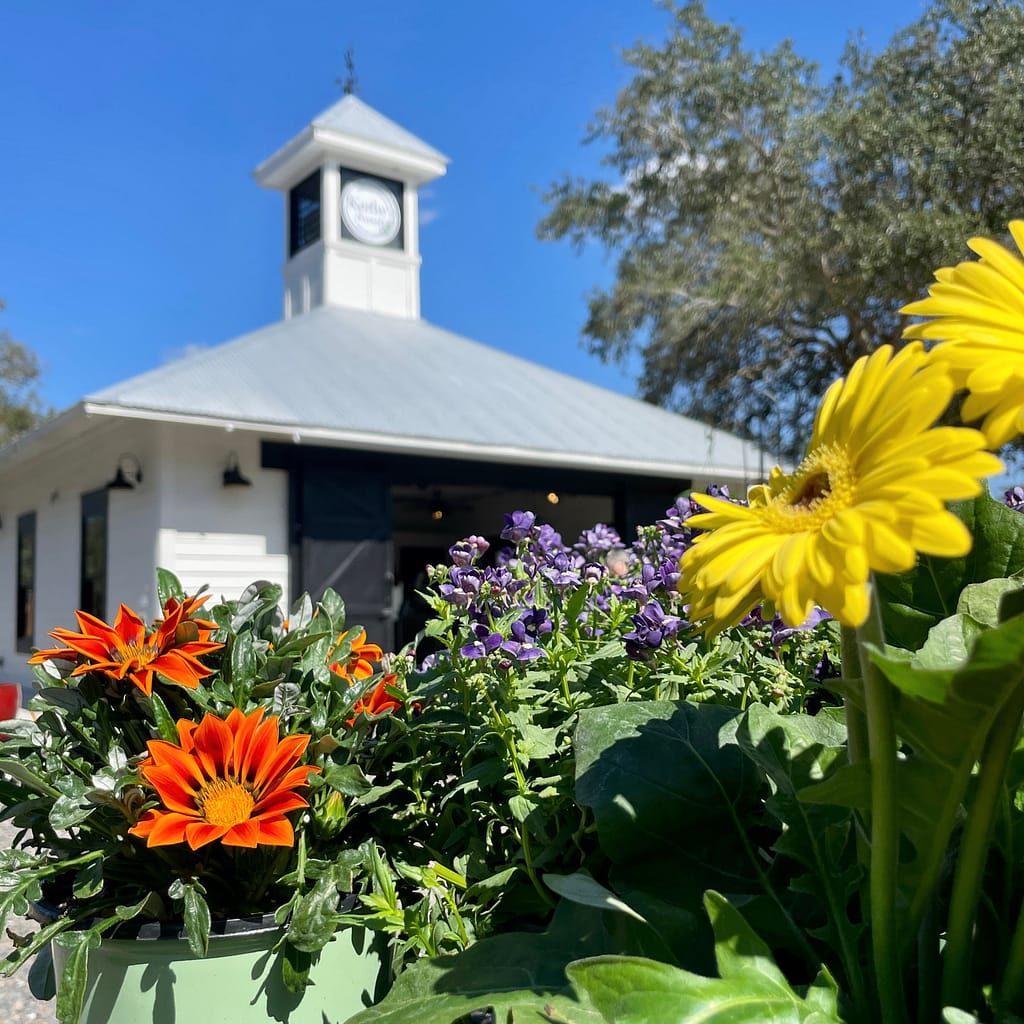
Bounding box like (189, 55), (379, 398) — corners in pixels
(0, 301), (47, 445)
(539, 0), (1024, 463)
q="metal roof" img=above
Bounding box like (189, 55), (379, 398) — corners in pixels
(311, 95), (448, 164)
(79, 305), (765, 483)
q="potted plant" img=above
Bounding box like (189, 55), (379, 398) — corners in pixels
(0, 574), (402, 1024)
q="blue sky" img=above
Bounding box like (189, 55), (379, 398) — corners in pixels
(1, 0), (926, 416)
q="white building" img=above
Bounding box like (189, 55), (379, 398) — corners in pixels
(0, 96), (764, 682)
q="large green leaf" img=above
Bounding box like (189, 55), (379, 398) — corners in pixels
(567, 893), (842, 1024)
(345, 902), (609, 1024)
(876, 491), (1024, 650)
(574, 702), (761, 865)
(815, 606), (1024, 947)
(736, 706), (864, 998)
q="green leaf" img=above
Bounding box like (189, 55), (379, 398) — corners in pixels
(345, 902), (608, 1024)
(286, 874), (343, 953)
(281, 939), (313, 993)
(229, 629), (258, 686)
(181, 882), (211, 958)
(155, 567), (185, 609)
(877, 491), (1024, 650)
(72, 859), (103, 900)
(148, 690), (180, 743)
(319, 589), (346, 632)
(54, 929), (100, 1024)
(288, 592), (315, 632)
(323, 763), (373, 797)
(0, 758), (59, 798)
(832, 610), (1024, 945)
(508, 794), (537, 823)
(735, 706), (863, 988)
(574, 701), (760, 865)
(49, 777), (93, 830)
(544, 872), (649, 924)
(567, 895), (841, 1024)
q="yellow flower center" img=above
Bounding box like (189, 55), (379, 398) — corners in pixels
(761, 444), (856, 534)
(113, 638), (160, 667)
(198, 778), (255, 827)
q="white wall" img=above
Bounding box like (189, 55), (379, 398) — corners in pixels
(152, 422), (289, 607)
(0, 418), (289, 687)
(0, 417), (161, 685)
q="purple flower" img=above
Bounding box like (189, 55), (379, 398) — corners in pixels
(449, 535), (490, 568)
(771, 607), (832, 647)
(500, 511), (537, 543)
(541, 551), (583, 588)
(500, 618), (546, 661)
(459, 622), (504, 659)
(815, 651), (838, 682)
(623, 599), (683, 660)
(621, 563), (659, 601)
(534, 523), (563, 552)
(576, 523), (622, 558)
(1005, 486), (1024, 511)
(583, 562), (606, 586)
(439, 566), (484, 608)
(519, 607), (553, 637)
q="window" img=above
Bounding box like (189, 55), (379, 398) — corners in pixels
(80, 489), (108, 619)
(289, 170), (322, 256)
(16, 512), (36, 653)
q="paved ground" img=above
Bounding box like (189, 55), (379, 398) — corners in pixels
(0, 820), (58, 1024)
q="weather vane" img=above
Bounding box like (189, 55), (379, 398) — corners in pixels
(336, 48), (359, 96)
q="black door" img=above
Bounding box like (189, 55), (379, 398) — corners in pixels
(297, 464), (395, 651)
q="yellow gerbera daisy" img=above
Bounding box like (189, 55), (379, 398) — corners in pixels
(679, 343), (1001, 631)
(901, 220), (1024, 446)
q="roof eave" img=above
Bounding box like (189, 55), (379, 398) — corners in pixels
(80, 402), (760, 485)
(0, 402), (90, 471)
(254, 126), (448, 190)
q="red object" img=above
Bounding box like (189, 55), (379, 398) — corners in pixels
(0, 682), (20, 720)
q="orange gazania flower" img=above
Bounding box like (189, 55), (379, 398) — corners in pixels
(129, 707), (319, 850)
(157, 593), (218, 642)
(329, 628), (383, 683)
(28, 602), (222, 696)
(347, 674), (405, 726)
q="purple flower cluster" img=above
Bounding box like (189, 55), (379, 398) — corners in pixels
(426, 485), (830, 672)
(623, 600), (684, 660)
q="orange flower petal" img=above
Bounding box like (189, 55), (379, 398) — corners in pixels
(256, 817), (295, 846)
(221, 819), (260, 848)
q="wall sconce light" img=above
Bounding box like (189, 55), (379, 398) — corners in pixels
(107, 453), (143, 490)
(222, 452), (252, 488)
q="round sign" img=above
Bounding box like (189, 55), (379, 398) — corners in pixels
(341, 178), (402, 246)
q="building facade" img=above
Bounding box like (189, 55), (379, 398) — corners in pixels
(0, 97), (765, 683)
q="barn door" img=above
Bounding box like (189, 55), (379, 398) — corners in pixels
(299, 466), (394, 652)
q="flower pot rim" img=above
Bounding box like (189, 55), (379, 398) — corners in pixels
(31, 893), (360, 941)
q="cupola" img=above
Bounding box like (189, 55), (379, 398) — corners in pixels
(254, 96), (448, 320)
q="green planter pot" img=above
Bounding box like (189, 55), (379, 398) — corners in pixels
(52, 911), (390, 1024)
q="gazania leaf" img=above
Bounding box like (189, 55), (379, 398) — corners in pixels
(318, 589), (346, 632)
(0, 758), (60, 798)
(148, 691), (179, 744)
(181, 883), (211, 958)
(288, 592), (315, 632)
(155, 568), (185, 609)
(54, 929), (101, 1024)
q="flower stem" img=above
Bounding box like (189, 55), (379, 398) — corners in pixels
(839, 626), (869, 771)
(944, 685), (1024, 1012)
(857, 591), (907, 1024)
